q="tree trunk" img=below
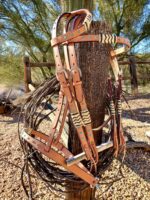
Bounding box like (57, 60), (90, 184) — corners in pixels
(23, 56), (31, 93)
(129, 56), (138, 95)
(67, 21), (112, 200)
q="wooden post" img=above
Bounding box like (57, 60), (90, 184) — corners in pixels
(129, 56), (138, 95)
(23, 56), (31, 93)
(66, 21), (111, 200)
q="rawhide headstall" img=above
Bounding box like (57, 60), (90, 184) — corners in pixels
(20, 9), (130, 190)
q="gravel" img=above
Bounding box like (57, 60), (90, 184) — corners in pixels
(0, 93), (150, 200)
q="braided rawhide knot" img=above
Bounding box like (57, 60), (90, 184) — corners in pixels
(71, 112), (83, 128)
(83, 13), (92, 31)
(81, 109), (92, 125)
(110, 100), (115, 116)
(99, 33), (116, 44)
(117, 99), (122, 115)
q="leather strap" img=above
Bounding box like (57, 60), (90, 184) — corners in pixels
(109, 52), (120, 81)
(57, 70), (96, 163)
(64, 14), (98, 165)
(21, 129), (98, 187)
(28, 128), (88, 172)
(52, 91), (64, 129)
(55, 99), (69, 143)
(45, 90), (64, 152)
(66, 34), (130, 49)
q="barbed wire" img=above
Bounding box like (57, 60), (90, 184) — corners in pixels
(18, 76), (114, 198)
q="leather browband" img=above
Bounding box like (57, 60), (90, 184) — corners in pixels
(52, 34), (130, 49)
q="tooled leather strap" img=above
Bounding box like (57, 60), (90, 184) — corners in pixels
(55, 100), (69, 143)
(66, 34), (130, 49)
(45, 90), (64, 152)
(65, 15), (98, 163)
(25, 128), (89, 172)
(57, 71), (96, 163)
(63, 16), (94, 160)
(52, 10), (96, 164)
(21, 129), (98, 187)
(44, 13), (74, 152)
(68, 34), (130, 59)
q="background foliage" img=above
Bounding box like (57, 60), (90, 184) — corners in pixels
(0, 0), (149, 85)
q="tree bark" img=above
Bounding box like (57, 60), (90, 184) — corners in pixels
(67, 21), (112, 200)
(129, 56), (138, 95)
(23, 56), (31, 93)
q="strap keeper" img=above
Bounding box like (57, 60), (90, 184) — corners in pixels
(62, 41), (69, 45)
(113, 34), (117, 44)
(99, 33), (102, 43)
(57, 69), (69, 80)
(73, 81), (82, 86)
(61, 82), (70, 88)
(83, 14), (92, 32)
(71, 67), (82, 77)
(110, 50), (116, 57)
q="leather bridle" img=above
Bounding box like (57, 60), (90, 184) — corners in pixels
(21, 9), (130, 188)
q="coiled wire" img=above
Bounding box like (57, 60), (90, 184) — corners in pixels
(18, 76), (114, 198)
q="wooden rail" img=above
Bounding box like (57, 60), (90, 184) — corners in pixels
(23, 56), (55, 92)
(30, 62), (55, 67)
(24, 56), (150, 94)
(119, 59), (150, 95)
(119, 61), (150, 65)
(123, 75), (150, 80)
(23, 56), (32, 93)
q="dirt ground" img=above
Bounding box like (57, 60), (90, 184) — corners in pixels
(0, 93), (150, 200)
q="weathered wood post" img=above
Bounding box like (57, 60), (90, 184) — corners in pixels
(129, 55), (138, 95)
(67, 21), (111, 200)
(23, 56), (31, 93)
